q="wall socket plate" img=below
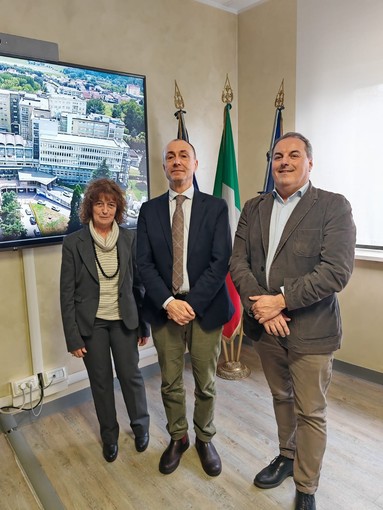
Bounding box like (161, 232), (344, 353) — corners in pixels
(43, 367), (67, 386)
(11, 375), (39, 397)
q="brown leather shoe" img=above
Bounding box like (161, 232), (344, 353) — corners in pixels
(195, 437), (222, 476)
(295, 490), (316, 510)
(254, 454), (293, 488)
(159, 434), (189, 474)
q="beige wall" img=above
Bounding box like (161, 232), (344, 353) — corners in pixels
(238, 0), (297, 204)
(338, 261), (383, 372)
(0, 0), (238, 402)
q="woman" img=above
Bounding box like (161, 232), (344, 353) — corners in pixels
(60, 178), (150, 462)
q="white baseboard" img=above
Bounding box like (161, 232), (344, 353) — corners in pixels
(0, 346), (159, 411)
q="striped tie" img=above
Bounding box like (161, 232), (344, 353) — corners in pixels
(172, 195), (187, 294)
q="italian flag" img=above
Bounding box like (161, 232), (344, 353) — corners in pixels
(213, 103), (242, 343)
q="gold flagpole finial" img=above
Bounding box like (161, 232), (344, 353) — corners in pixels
(174, 80), (184, 110)
(221, 74), (234, 104)
(275, 79), (285, 109)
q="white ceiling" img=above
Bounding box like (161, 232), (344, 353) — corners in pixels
(192, 0), (266, 14)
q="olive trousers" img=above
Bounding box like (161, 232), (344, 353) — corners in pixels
(152, 319), (222, 442)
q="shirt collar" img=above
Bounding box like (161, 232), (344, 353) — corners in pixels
(169, 185), (194, 201)
(272, 181), (310, 203)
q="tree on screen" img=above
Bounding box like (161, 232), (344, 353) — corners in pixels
(112, 100), (144, 135)
(0, 191), (27, 239)
(92, 159), (111, 180)
(86, 99), (105, 115)
(66, 185), (82, 234)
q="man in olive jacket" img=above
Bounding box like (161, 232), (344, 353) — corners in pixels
(230, 132), (356, 510)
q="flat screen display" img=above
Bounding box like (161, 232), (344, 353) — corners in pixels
(0, 53), (149, 250)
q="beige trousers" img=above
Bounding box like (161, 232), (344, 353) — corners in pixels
(254, 334), (334, 494)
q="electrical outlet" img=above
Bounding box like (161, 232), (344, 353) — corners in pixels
(11, 375), (39, 397)
(43, 367), (67, 386)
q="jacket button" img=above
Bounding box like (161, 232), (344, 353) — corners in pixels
(261, 266), (264, 272)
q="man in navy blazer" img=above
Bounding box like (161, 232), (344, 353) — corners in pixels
(230, 132), (356, 510)
(137, 139), (234, 477)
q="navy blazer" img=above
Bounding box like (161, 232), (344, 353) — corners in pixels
(137, 190), (234, 331)
(60, 225), (149, 352)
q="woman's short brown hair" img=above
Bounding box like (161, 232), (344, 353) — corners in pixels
(80, 178), (126, 224)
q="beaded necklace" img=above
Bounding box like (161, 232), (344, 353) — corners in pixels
(92, 240), (120, 279)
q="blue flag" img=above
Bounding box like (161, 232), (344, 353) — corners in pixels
(263, 106), (283, 193)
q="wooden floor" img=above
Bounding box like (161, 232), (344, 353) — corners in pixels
(1, 342), (383, 510)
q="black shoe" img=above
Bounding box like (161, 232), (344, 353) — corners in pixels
(102, 443), (118, 462)
(295, 490), (316, 510)
(254, 454), (293, 488)
(195, 437), (222, 477)
(159, 434), (189, 474)
(135, 433), (149, 452)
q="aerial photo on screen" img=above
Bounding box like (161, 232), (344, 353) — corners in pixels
(0, 54), (149, 249)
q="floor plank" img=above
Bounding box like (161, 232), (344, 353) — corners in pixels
(0, 433), (41, 510)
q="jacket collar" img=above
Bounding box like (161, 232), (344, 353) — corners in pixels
(259, 182), (318, 256)
(77, 224), (126, 287)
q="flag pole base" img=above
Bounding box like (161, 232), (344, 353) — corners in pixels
(216, 360), (250, 380)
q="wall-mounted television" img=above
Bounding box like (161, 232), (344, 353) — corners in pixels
(0, 53), (149, 251)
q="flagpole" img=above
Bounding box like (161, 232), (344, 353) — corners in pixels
(214, 74), (250, 380)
